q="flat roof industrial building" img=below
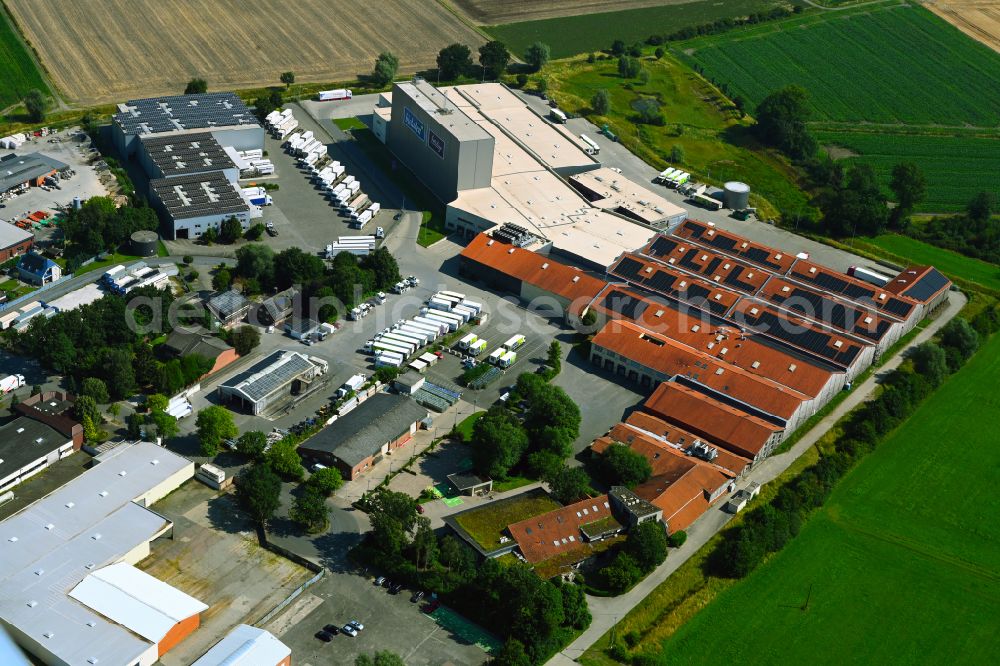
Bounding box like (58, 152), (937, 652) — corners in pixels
(0, 220), (33, 263)
(148, 171), (250, 239)
(192, 624), (290, 666)
(0, 442), (202, 666)
(138, 132), (238, 180)
(381, 80), (675, 269)
(112, 92), (263, 156)
(0, 152), (68, 195)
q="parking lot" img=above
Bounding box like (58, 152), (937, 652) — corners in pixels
(0, 127), (109, 242)
(263, 567), (493, 666)
(136, 481), (314, 666)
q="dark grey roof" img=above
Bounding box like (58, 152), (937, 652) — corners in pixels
(0, 417), (70, 475)
(261, 288), (299, 321)
(219, 350), (318, 403)
(609, 486), (660, 520)
(162, 329), (233, 360)
(447, 471), (491, 491)
(150, 171), (249, 221)
(140, 132), (236, 177)
(901, 268), (950, 302)
(207, 290), (251, 319)
(299, 393), (428, 467)
(286, 318), (320, 335)
(17, 252), (57, 275)
(0, 152), (68, 193)
(113, 92), (260, 136)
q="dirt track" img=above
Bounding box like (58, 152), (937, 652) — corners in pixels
(451, 0), (691, 24)
(5, 0), (485, 105)
(924, 0), (1000, 53)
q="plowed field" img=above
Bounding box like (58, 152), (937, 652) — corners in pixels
(926, 0), (1000, 53)
(452, 0), (685, 24)
(4, 0), (485, 105)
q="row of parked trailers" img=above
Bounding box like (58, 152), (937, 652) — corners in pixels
(368, 291), (484, 368)
(655, 167), (690, 188)
(0, 300), (55, 332)
(264, 108), (299, 140)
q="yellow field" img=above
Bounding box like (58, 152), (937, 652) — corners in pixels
(5, 0), (486, 105)
(925, 0), (1000, 53)
(451, 0), (690, 24)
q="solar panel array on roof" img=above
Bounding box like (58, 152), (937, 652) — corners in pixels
(610, 254), (734, 315)
(114, 92), (259, 136)
(150, 172), (248, 220)
(672, 222), (789, 272)
(789, 262), (914, 320)
(647, 236), (679, 257)
(738, 307), (861, 367)
(141, 132), (235, 176)
(765, 284), (891, 342)
(602, 289), (649, 320)
(902, 268), (949, 302)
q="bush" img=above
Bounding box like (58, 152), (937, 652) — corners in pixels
(668, 530), (687, 548)
(516, 73), (528, 88)
(182, 255), (193, 265)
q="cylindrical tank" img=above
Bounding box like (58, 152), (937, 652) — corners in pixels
(723, 181), (750, 210)
(72, 196), (82, 210)
(130, 230), (159, 257)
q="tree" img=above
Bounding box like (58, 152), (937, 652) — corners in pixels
(610, 39), (627, 56)
(127, 412), (144, 439)
(546, 340), (562, 376)
(274, 247), (324, 289)
(889, 162), (926, 226)
(940, 317), (978, 360)
(601, 444), (652, 488)
(149, 409), (179, 441)
(669, 144), (685, 164)
(546, 465), (590, 504)
(361, 247), (401, 289)
(24, 89), (45, 123)
(618, 56), (641, 78)
(603, 551), (642, 594)
(219, 216), (243, 244)
(371, 52), (399, 87)
(231, 325), (261, 356)
(356, 652), (405, 666)
(253, 90), (283, 122)
(235, 243), (275, 287)
(237, 430), (268, 461)
(494, 639), (532, 666)
(966, 191), (994, 224)
(479, 41), (511, 79)
(245, 223), (265, 241)
(235, 463), (282, 526)
(471, 407), (529, 478)
(524, 42), (550, 71)
(412, 516), (438, 569)
(266, 437), (305, 481)
(280, 71), (295, 88)
(291, 485), (329, 532)
(535, 78), (548, 95)
(439, 535), (476, 575)
(754, 85), (817, 160)
(626, 520), (668, 572)
(437, 43), (472, 80)
(196, 405), (238, 456)
(74, 395), (101, 426)
(591, 89), (610, 115)
(212, 267), (232, 291)
(81, 414), (101, 442)
(668, 530), (688, 548)
(654, 46), (665, 59)
(821, 164), (889, 237)
(80, 377), (109, 404)
(516, 73), (528, 88)
(102, 349), (136, 400)
(307, 466), (343, 495)
(185, 78), (208, 94)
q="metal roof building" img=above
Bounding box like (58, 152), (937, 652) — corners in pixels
(149, 171), (250, 239)
(0, 442), (200, 666)
(0, 152), (68, 194)
(138, 131), (238, 180)
(218, 349), (328, 415)
(192, 624), (291, 666)
(112, 92), (263, 156)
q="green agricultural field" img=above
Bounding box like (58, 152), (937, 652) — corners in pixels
(859, 234), (1000, 294)
(816, 131), (1000, 213)
(681, 4), (1000, 125)
(655, 332), (1000, 663)
(486, 0), (798, 60)
(0, 10), (48, 110)
(547, 54), (810, 218)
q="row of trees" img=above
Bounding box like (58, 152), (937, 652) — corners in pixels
(908, 193), (998, 265)
(354, 488), (590, 665)
(710, 314), (989, 580)
(598, 520), (668, 594)
(644, 5), (798, 45)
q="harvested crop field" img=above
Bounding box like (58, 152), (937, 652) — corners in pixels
(927, 0), (1000, 53)
(452, 0), (680, 24)
(4, 0), (485, 105)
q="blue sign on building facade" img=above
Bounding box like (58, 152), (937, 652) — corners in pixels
(428, 130), (445, 159)
(403, 107), (425, 141)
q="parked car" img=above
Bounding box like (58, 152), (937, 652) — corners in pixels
(410, 590), (425, 603)
(383, 579), (392, 588)
(389, 583), (403, 595)
(416, 504), (424, 514)
(342, 625), (358, 637)
(315, 630), (334, 642)
(323, 624), (341, 635)
(374, 576), (386, 586)
(423, 599), (441, 614)
(348, 620), (365, 631)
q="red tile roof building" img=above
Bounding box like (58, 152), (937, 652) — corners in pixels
(507, 495), (619, 564)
